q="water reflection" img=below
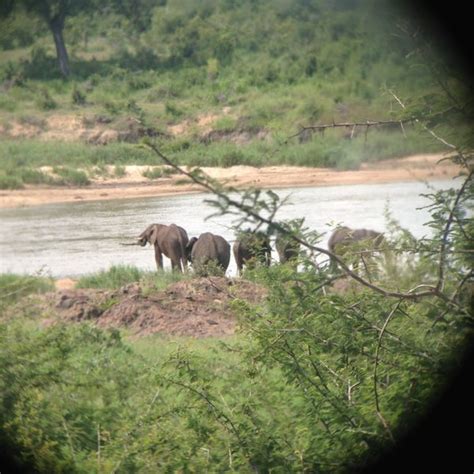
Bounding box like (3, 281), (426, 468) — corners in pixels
(0, 179), (460, 277)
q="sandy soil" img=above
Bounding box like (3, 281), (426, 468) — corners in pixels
(0, 153), (462, 209)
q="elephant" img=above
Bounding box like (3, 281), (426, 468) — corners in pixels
(233, 230), (272, 275)
(275, 233), (300, 264)
(327, 226), (386, 276)
(137, 223), (189, 272)
(185, 232), (231, 275)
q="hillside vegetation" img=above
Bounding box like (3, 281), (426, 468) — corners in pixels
(0, 0), (457, 189)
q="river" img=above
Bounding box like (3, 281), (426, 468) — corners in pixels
(0, 179), (460, 278)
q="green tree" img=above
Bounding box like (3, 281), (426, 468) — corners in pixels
(0, 0), (159, 77)
(0, 0), (98, 77)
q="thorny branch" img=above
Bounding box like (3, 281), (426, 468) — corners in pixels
(373, 300), (404, 443)
(436, 168), (473, 293)
(285, 105), (458, 143)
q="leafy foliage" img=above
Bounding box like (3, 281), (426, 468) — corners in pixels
(0, 273), (54, 313)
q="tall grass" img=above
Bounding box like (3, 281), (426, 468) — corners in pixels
(76, 264), (189, 291)
(0, 140), (153, 169)
(0, 273), (54, 311)
(0, 127), (442, 190)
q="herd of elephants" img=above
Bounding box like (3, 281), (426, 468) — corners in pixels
(136, 223), (386, 275)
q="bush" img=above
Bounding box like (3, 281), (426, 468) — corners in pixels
(0, 174), (23, 190)
(52, 167), (90, 186)
(35, 87), (57, 110)
(23, 46), (59, 80)
(0, 274), (54, 312)
(142, 166), (163, 180)
(113, 165), (127, 177)
(71, 85), (86, 105)
(19, 168), (55, 185)
(0, 95), (17, 112)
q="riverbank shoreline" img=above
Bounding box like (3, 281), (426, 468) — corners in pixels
(0, 153), (462, 209)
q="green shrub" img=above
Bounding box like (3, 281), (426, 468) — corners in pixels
(142, 166), (163, 179)
(19, 168), (55, 185)
(71, 85), (86, 105)
(113, 165), (127, 177)
(165, 101), (183, 118)
(0, 273), (54, 311)
(35, 87), (57, 110)
(218, 148), (246, 167)
(0, 174), (24, 189)
(52, 167), (90, 186)
(0, 95), (17, 112)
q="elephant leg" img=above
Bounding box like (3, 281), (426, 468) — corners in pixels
(154, 245), (163, 270)
(170, 258), (183, 273)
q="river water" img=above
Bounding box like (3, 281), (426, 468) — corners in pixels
(0, 179), (460, 278)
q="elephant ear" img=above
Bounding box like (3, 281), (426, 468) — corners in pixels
(148, 226), (159, 245)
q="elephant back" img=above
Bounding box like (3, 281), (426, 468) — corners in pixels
(191, 233), (231, 271)
(328, 226), (384, 255)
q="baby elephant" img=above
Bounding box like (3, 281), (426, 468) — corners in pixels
(328, 226), (385, 275)
(186, 232), (231, 275)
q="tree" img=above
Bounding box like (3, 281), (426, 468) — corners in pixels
(0, 0), (159, 78)
(0, 1), (97, 77)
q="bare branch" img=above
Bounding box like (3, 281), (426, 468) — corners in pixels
(286, 118), (416, 141)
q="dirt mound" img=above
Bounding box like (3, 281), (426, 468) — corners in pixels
(41, 277), (266, 338)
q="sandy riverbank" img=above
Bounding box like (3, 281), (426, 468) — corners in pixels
(0, 153), (462, 209)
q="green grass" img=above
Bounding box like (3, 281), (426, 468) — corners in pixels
(142, 166), (165, 180)
(76, 264), (189, 291)
(0, 140), (153, 169)
(0, 125), (443, 190)
(76, 265), (147, 289)
(51, 166), (90, 186)
(0, 273), (54, 311)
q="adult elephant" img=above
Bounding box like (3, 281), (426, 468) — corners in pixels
(137, 223), (189, 272)
(233, 230), (272, 275)
(327, 226), (386, 275)
(186, 232), (231, 275)
(275, 233), (300, 264)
